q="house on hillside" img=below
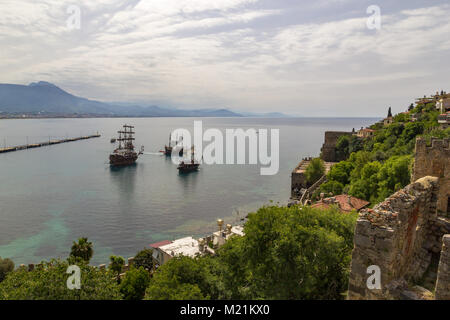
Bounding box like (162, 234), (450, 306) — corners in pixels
(311, 194), (369, 213)
(438, 112), (450, 129)
(356, 127), (375, 139)
(149, 220), (245, 268)
(150, 237), (201, 267)
(437, 98), (450, 114)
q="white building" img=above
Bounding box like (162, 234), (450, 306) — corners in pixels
(150, 220), (245, 267)
(151, 237), (201, 266)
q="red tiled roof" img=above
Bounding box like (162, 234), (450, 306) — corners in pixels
(149, 240), (172, 248)
(312, 195), (369, 213)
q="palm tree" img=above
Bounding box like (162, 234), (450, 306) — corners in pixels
(70, 237), (93, 263)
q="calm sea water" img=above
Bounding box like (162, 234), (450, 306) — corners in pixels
(0, 117), (376, 265)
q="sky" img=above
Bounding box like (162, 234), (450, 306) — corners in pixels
(0, 0), (449, 117)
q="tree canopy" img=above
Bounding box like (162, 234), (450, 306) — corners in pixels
(120, 266), (151, 300)
(144, 206), (357, 300)
(70, 237), (93, 263)
(133, 248), (154, 271)
(0, 257), (14, 283)
(305, 158), (325, 185)
(0, 259), (121, 300)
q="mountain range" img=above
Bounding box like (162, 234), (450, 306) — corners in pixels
(0, 82), (288, 118)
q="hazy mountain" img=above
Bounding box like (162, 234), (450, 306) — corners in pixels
(0, 82), (242, 117)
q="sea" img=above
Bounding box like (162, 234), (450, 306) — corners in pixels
(0, 117), (377, 265)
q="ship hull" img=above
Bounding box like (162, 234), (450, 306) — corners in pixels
(109, 152), (138, 166)
(177, 163), (200, 173)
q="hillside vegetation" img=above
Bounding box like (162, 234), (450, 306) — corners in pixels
(318, 101), (449, 204)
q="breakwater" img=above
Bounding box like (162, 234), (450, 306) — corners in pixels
(0, 134), (101, 154)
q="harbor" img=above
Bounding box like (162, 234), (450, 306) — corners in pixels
(0, 134), (101, 154)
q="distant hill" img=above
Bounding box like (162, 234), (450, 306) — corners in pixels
(0, 82), (242, 117)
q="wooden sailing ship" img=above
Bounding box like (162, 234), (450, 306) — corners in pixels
(177, 145), (200, 173)
(109, 125), (143, 166)
(164, 133), (183, 156)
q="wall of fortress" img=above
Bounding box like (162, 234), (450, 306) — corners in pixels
(320, 131), (352, 162)
(348, 138), (450, 300)
(413, 138), (449, 215)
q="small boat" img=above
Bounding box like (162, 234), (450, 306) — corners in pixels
(164, 133), (183, 156)
(110, 138), (116, 143)
(177, 145), (200, 173)
(109, 125), (144, 166)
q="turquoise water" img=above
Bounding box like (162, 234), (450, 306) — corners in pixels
(0, 117), (376, 265)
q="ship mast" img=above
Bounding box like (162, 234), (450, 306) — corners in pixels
(117, 124), (135, 151)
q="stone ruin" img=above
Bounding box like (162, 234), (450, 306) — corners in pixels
(320, 131), (353, 162)
(348, 138), (449, 300)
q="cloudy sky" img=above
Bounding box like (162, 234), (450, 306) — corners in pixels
(1, 0), (449, 116)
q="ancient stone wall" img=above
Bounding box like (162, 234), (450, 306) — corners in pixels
(320, 131), (352, 162)
(291, 158), (311, 198)
(435, 235), (450, 300)
(348, 176), (450, 300)
(413, 138), (449, 215)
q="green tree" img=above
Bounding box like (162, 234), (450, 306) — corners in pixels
(0, 257), (14, 282)
(218, 206), (357, 300)
(120, 266), (151, 300)
(70, 237), (93, 263)
(133, 248), (154, 271)
(327, 161), (353, 185)
(305, 158), (325, 185)
(376, 155), (412, 201)
(319, 180), (344, 196)
(144, 256), (221, 300)
(335, 135), (350, 161)
(109, 256), (125, 281)
(0, 259), (121, 300)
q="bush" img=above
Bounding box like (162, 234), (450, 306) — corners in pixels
(0, 257), (14, 282)
(319, 180), (344, 196)
(144, 256), (221, 300)
(305, 158), (325, 185)
(221, 205), (358, 299)
(120, 266), (151, 300)
(0, 259), (121, 300)
(110, 256), (125, 282)
(133, 248), (154, 271)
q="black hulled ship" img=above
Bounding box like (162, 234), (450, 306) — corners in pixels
(109, 125), (143, 166)
(177, 145), (200, 173)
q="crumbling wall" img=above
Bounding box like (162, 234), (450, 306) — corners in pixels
(413, 138), (450, 215)
(291, 158), (312, 198)
(348, 137), (450, 300)
(348, 177), (440, 299)
(435, 235), (450, 300)
(320, 131), (352, 162)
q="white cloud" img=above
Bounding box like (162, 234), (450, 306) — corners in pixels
(0, 1), (449, 116)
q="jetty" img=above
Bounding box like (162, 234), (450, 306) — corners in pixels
(0, 134), (101, 154)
